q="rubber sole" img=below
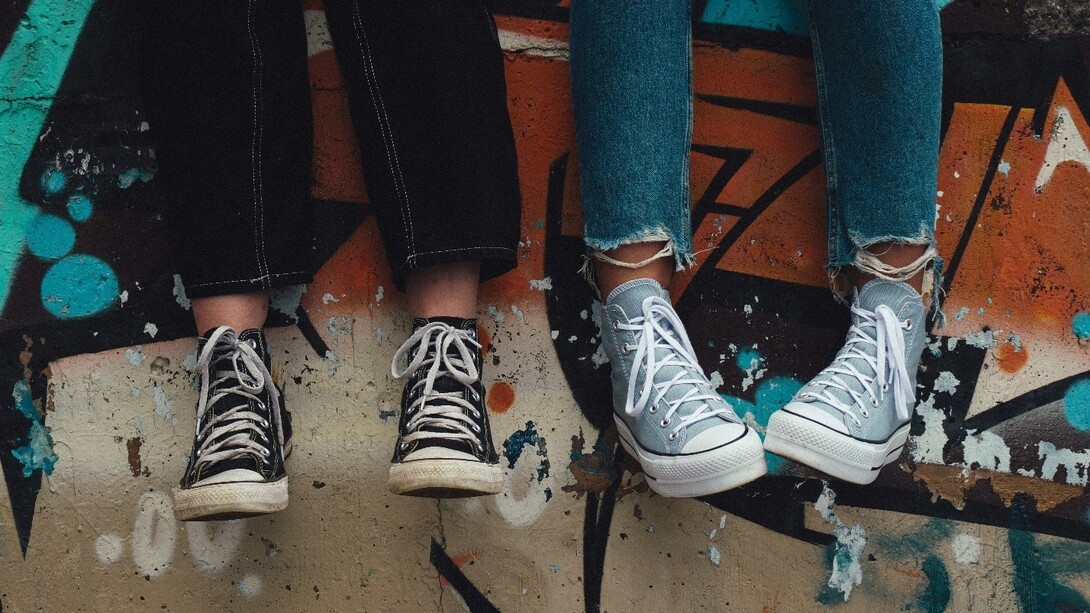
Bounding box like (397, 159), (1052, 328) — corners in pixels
(615, 417), (767, 498)
(763, 407), (910, 485)
(173, 477), (288, 521)
(389, 458), (504, 498)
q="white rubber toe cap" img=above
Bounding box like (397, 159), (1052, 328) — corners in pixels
(780, 402), (850, 434)
(682, 421), (749, 454)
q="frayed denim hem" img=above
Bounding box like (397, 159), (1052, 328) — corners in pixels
(828, 232), (945, 327)
(580, 228), (695, 296)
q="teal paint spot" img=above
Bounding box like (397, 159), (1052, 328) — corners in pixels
(0, 0), (98, 312)
(1009, 497), (1090, 612)
(25, 214), (75, 259)
(503, 420), (539, 468)
(117, 167), (154, 189)
(66, 193), (93, 222)
(723, 376), (802, 474)
(736, 347), (763, 371)
(815, 543), (843, 605)
(39, 167), (66, 195)
(1062, 379), (1090, 431)
(701, 0), (808, 35)
(12, 379), (38, 421)
(997, 161), (1011, 176)
(1073, 312), (1090, 340)
(937, 0), (955, 8)
(40, 254), (119, 318)
(918, 555), (951, 613)
(10, 381), (57, 477)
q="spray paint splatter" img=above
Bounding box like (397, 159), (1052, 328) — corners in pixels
(143, 322), (158, 338)
(153, 386), (177, 425)
(529, 277), (553, 291)
(125, 346), (146, 366)
(708, 544), (722, 566)
(933, 371), (960, 395)
(173, 274), (191, 310)
(375, 285), (385, 303)
(815, 484), (867, 602)
(269, 284), (306, 322)
(10, 381), (58, 477)
(963, 329), (997, 349)
(503, 421), (539, 469)
(951, 533), (981, 566)
(954, 307), (969, 320)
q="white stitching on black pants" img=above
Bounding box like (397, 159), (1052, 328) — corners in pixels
(350, 1), (417, 257)
(246, 0), (271, 287)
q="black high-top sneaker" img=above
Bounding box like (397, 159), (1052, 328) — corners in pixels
(173, 327), (292, 521)
(388, 317), (503, 497)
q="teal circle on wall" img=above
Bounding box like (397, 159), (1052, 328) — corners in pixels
(40, 254), (119, 319)
(25, 214), (76, 260)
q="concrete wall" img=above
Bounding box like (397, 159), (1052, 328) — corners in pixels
(2, 0), (1090, 610)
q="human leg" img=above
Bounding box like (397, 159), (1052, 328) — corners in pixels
(322, 0), (520, 497)
(570, 0), (766, 498)
(764, 0), (943, 484)
(141, 0), (312, 519)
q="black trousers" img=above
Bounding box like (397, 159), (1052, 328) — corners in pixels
(142, 0), (521, 298)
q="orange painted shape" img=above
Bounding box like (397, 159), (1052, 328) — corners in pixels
(943, 79), (1090, 346)
(487, 381), (516, 414)
(995, 340), (1029, 373)
(438, 549), (483, 588)
(712, 165), (828, 289)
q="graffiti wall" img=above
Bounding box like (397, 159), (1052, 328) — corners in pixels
(2, 0), (1089, 610)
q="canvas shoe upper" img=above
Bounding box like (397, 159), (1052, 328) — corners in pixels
(174, 327), (290, 520)
(597, 279), (766, 497)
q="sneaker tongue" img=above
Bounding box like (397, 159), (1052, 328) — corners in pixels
(856, 280), (921, 315)
(605, 278), (671, 320)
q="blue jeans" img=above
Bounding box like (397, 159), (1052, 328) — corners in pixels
(570, 0), (942, 279)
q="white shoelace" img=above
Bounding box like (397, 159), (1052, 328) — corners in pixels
(193, 327), (283, 467)
(391, 323), (483, 451)
(615, 296), (732, 439)
(800, 304), (914, 426)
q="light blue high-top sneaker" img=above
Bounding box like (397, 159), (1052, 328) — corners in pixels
(597, 279), (766, 497)
(764, 280), (928, 484)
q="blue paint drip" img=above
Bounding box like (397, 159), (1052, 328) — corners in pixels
(503, 420), (539, 469)
(1073, 312), (1090, 341)
(66, 193), (93, 222)
(10, 381), (57, 477)
(25, 213), (75, 259)
(39, 166), (66, 195)
(544, 487), (553, 502)
(1062, 379), (1090, 432)
(736, 347), (763, 371)
(40, 253), (119, 318)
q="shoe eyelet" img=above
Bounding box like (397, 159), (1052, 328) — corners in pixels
(853, 419), (862, 427)
(660, 419), (670, 428)
(471, 390), (481, 402)
(904, 320), (913, 330)
(248, 339), (259, 349)
(861, 410), (870, 418)
(668, 432), (679, 441)
(260, 448), (270, 457)
(871, 397), (879, 407)
(882, 383), (889, 393)
(472, 423), (481, 433)
(612, 319), (620, 331)
(621, 344), (632, 355)
(648, 406), (656, 414)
